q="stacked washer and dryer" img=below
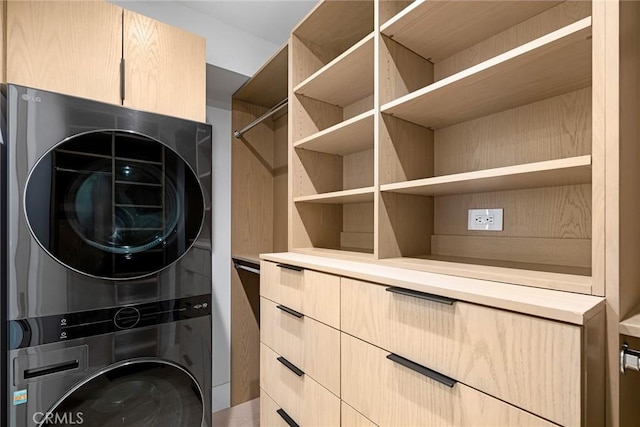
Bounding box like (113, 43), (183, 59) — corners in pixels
(1, 84), (213, 426)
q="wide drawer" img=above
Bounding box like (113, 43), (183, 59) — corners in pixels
(342, 401), (378, 427)
(341, 278), (581, 426)
(261, 260), (340, 328)
(260, 389), (292, 427)
(260, 342), (340, 426)
(261, 296), (340, 396)
(341, 333), (554, 427)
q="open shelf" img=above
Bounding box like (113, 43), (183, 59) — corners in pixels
(234, 44), (288, 108)
(294, 33), (374, 107)
(294, 187), (374, 204)
(381, 18), (592, 129)
(381, 1), (561, 64)
(381, 155), (592, 196)
(294, 110), (374, 156)
(621, 309), (640, 338)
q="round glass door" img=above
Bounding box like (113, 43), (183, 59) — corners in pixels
(25, 131), (205, 280)
(39, 360), (203, 427)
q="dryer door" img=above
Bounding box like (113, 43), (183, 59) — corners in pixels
(39, 360), (203, 427)
(25, 130), (205, 280)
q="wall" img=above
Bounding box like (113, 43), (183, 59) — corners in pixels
(206, 105), (232, 412)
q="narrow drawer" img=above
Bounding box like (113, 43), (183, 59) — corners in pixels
(341, 278), (581, 426)
(260, 342), (340, 426)
(261, 297), (340, 396)
(341, 333), (554, 427)
(261, 260), (340, 328)
(342, 401), (378, 427)
(261, 389), (293, 427)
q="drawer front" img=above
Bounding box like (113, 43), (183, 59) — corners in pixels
(261, 297), (341, 396)
(341, 278), (581, 426)
(261, 261), (340, 328)
(341, 333), (554, 427)
(342, 401), (378, 427)
(261, 389), (292, 427)
(261, 342), (340, 426)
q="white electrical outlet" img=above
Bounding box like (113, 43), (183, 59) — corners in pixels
(468, 208), (503, 231)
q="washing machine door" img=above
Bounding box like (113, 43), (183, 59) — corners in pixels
(39, 360), (203, 427)
(24, 130), (205, 280)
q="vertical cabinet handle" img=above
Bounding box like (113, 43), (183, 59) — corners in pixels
(276, 305), (304, 319)
(277, 408), (300, 427)
(386, 286), (456, 305)
(277, 356), (305, 377)
(276, 263), (303, 272)
(386, 353), (457, 388)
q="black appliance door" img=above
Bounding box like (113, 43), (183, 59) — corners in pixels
(24, 130), (205, 280)
(38, 360), (203, 427)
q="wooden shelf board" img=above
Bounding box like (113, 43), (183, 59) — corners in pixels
(292, 247), (375, 259)
(233, 44), (288, 108)
(620, 309), (640, 338)
(294, 187), (375, 204)
(231, 253), (262, 267)
(294, 110), (374, 155)
(381, 18), (592, 130)
(381, 155), (592, 196)
(294, 32), (374, 107)
(260, 252), (602, 325)
(381, 1), (561, 63)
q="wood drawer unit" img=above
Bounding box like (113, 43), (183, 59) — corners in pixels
(260, 389), (292, 427)
(261, 342), (341, 427)
(261, 296), (340, 396)
(342, 401), (378, 427)
(341, 333), (554, 427)
(261, 260), (340, 328)
(341, 277), (581, 426)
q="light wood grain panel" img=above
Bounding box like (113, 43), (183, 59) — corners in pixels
(343, 94), (374, 120)
(378, 192), (432, 258)
(382, 19), (592, 130)
(273, 114), (289, 253)
(294, 110), (374, 156)
(434, 87), (592, 175)
(261, 343), (341, 427)
(344, 149), (374, 190)
(341, 278), (582, 426)
(380, 1), (560, 64)
(434, 184), (592, 239)
(231, 268), (260, 406)
(261, 260), (340, 329)
(380, 114), (433, 185)
(342, 401), (378, 427)
(293, 93), (343, 142)
(261, 252), (602, 324)
(341, 333), (555, 427)
(340, 232), (374, 252)
(431, 235), (591, 269)
(379, 0), (413, 28)
(292, 202), (343, 250)
(1, 0), (5, 83)
(435, 1), (592, 80)
(235, 44), (288, 108)
(6, 0), (121, 104)
(381, 156), (592, 196)
(379, 34), (433, 105)
(124, 10), (205, 121)
(294, 148), (342, 196)
(261, 297), (340, 396)
(290, 33), (340, 88)
(344, 202), (375, 234)
(294, 188), (374, 204)
(295, 32), (374, 107)
(260, 389), (289, 427)
(584, 309), (605, 425)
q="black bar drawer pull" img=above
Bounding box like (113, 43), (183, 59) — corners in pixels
(277, 356), (305, 377)
(386, 353), (457, 388)
(386, 286), (456, 305)
(24, 360), (79, 379)
(277, 305), (304, 319)
(276, 263), (303, 272)
(277, 408), (299, 427)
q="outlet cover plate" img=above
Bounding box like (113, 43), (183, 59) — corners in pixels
(468, 208), (503, 231)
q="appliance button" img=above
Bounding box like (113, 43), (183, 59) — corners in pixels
(114, 307), (141, 330)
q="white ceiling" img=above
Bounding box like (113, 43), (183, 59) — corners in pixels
(111, 0), (316, 107)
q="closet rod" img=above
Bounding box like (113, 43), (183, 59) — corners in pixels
(234, 98), (288, 138)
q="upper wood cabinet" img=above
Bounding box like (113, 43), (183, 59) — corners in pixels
(4, 1), (205, 122)
(123, 10), (205, 122)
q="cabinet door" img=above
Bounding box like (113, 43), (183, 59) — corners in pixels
(6, 1), (121, 104)
(123, 10), (205, 122)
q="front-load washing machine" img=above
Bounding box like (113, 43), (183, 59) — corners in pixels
(1, 85), (212, 426)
